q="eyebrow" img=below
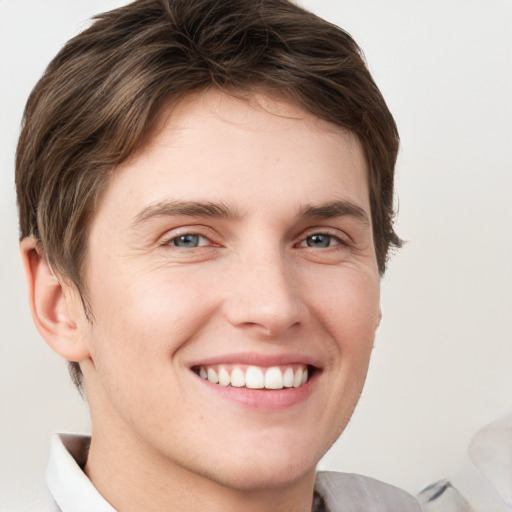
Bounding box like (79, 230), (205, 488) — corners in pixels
(299, 200), (370, 225)
(131, 198), (369, 229)
(131, 200), (243, 228)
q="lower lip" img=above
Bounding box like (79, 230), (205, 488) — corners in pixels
(192, 371), (318, 411)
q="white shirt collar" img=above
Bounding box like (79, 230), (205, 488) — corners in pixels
(46, 433), (115, 512)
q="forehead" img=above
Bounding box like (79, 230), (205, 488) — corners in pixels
(95, 89), (369, 225)
(130, 89), (364, 166)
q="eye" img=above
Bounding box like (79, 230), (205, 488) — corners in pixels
(167, 233), (209, 248)
(301, 233), (343, 249)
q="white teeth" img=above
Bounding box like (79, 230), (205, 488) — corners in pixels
(207, 368), (219, 384)
(264, 366), (284, 389)
(293, 367), (303, 388)
(231, 367), (245, 387)
(245, 366), (265, 389)
(218, 367), (230, 386)
(198, 364), (310, 389)
(283, 367), (294, 387)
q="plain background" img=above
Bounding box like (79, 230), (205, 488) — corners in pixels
(1, 0), (511, 509)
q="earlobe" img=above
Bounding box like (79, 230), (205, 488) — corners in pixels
(372, 307), (382, 349)
(20, 236), (90, 362)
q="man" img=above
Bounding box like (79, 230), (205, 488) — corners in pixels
(15, 0), (420, 510)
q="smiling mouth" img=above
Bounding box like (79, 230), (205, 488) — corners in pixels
(192, 364), (313, 390)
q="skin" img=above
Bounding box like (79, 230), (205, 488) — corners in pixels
(22, 90), (381, 512)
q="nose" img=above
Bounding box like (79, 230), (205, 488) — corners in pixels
(222, 248), (304, 339)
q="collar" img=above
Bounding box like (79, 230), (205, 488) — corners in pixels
(46, 433), (115, 512)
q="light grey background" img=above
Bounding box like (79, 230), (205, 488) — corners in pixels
(1, 0), (511, 509)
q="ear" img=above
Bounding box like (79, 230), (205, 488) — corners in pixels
(20, 236), (91, 362)
(371, 306), (382, 349)
(376, 306), (382, 330)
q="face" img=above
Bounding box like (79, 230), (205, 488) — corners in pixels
(79, 90), (380, 491)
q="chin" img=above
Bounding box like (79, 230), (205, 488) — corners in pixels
(204, 456), (317, 492)
(192, 434), (323, 492)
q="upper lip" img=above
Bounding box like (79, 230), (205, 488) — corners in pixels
(188, 352), (322, 369)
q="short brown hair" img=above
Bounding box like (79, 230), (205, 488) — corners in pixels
(16, 0), (401, 390)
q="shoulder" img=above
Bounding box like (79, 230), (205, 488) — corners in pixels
(315, 471), (421, 512)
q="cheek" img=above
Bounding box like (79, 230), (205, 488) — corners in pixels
(87, 269), (220, 376)
(305, 267), (380, 346)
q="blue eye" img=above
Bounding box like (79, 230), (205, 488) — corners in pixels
(305, 234), (336, 248)
(169, 234), (205, 248)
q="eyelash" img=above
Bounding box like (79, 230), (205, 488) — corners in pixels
(162, 232), (211, 248)
(161, 231), (349, 250)
(296, 232), (349, 249)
